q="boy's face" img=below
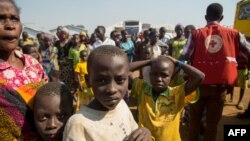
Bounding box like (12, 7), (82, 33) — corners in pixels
(149, 34), (158, 45)
(175, 25), (184, 36)
(184, 28), (192, 39)
(34, 95), (72, 141)
(143, 47), (152, 60)
(150, 60), (174, 93)
(88, 55), (129, 110)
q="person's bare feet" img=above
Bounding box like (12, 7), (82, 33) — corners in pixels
(236, 103), (244, 110)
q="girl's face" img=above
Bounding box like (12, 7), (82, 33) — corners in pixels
(29, 47), (39, 59)
(44, 39), (52, 48)
(80, 51), (88, 61)
(0, 1), (22, 52)
(34, 95), (72, 141)
(72, 35), (80, 46)
(88, 55), (129, 111)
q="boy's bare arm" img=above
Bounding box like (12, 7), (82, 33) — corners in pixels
(129, 60), (151, 72)
(128, 60), (151, 89)
(167, 56), (205, 95)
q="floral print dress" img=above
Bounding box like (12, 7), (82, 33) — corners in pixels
(0, 50), (47, 141)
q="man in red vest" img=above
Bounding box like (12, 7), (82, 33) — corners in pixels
(180, 3), (250, 141)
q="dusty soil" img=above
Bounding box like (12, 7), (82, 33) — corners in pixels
(180, 87), (250, 141)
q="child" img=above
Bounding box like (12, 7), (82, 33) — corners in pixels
(184, 25), (196, 39)
(140, 44), (153, 84)
(168, 24), (187, 87)
(63, 45), (151, 141)
(68, 34), (87, 68)
(235, 51), (250, 110)
(130, 56), (205, 141)
(22, 44), (42, 63)
(120, 30), (134, 62)
(40, 36), (57, 75)
(74, 50), (93, 110)
(48, 69), (64, 84)
(33, 82), (74, 141)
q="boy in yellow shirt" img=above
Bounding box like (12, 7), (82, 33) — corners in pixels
(130, 56), (205, 141)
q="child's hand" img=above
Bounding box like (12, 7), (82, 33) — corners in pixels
(164, 55), (178, 64)
(123, 127), (151, 141)
(79, 86), (84, 92)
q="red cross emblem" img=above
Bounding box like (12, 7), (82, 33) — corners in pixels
(209, 40), (217, 48)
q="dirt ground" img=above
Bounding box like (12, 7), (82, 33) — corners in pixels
(180, 87), (250, 141)
(132, 71), (250, 141)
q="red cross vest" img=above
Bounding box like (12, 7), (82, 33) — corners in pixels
(192, 23), (239, 85)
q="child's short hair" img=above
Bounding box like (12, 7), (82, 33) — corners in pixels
(184, 25), (196, 31)
(44, 36), (51, 42)
(34, 82), (73, 106)
(22, 44), (36, 54)
(152, 56), (175, 69)
(48, 70), (61, 81)
(149, 29), (158, 37)
(175, 24), (184, 31)
(87, 45), (127, 71)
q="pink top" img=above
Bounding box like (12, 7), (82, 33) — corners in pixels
(0, 50), (47, 89)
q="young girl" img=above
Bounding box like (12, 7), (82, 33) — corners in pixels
(168, 24), (187, 86)
(130, 56), (204, 141)
(140, 44), (153, 84)
(74, 50), (93, 110)
(68, 34), (86, 68)
(120, 30), (134, 62)
(40, 36), (58, 75)
(33, 82), (74, 141)
(63, 45), (151, 141)
(22, 44), (42, 63)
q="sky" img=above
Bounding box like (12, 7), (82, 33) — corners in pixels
(16, 0), (239, 33)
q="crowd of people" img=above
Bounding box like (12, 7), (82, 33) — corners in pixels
(0, 0), (250, 141)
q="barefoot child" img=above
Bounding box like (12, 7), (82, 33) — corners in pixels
(33, 82), (74, 141)
(130, 56), (205, 141)
(63, 45), (151, 141)
(74, 50), (93, 110)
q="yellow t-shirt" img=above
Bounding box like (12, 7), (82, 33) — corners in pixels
(74, 60), (88, 87)
(74, 61), (94, 110)
(168, 39), (187, 59)
(131, 78), (198, 141)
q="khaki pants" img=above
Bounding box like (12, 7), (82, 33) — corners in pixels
(188, 85), (227, 141)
